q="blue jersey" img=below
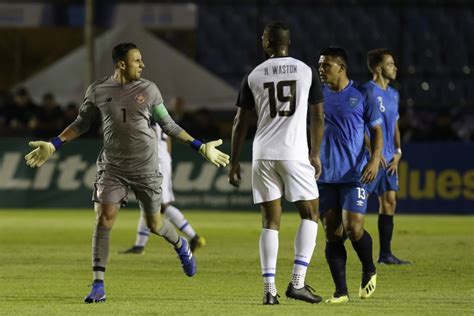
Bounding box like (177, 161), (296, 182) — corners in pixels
(319, 80), (382, 183)
(363, 81), (399, 162)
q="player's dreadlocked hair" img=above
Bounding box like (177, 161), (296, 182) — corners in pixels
(367, 48), (393, 73)
(264, 21), (290, 46)
(112, 42), (138, 65)
(320, 47), (348, 66)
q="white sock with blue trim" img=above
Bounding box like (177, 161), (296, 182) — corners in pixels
(135, 215), (150, 247)
(291, 219), (318, 289)
(260, 228), (279, 296)
(163, 205), (196, 239)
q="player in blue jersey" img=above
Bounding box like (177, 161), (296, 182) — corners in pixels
(364, 49), (410, 265)
(317, 47), (383, 304)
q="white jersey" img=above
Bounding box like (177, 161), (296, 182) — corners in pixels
(152, 124), (175, 203)
(236, 57), (323, 161)
(153, 124), (171, 163)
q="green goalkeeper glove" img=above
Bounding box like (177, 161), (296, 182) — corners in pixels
(25, 141), (56, 168)
(198, 139), (230, 167)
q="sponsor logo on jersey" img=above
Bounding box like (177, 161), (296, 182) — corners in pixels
(135, 94), (145, 104)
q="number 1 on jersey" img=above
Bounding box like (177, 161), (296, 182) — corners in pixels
(121, 108), (126, 123)
(263, 80), (297, 118)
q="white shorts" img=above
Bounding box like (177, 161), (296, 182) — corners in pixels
(252, 160), (319, 204)
(159, 159), (175, 204)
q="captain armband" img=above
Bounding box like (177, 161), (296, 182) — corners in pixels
(152, 103), (170, 120)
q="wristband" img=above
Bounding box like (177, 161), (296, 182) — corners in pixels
(396, 148), (402, 155)
(190, 139), (203, 151)
(50, 136), (63, 150)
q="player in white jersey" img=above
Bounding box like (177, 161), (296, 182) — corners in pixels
(24, 42), (229, 303)
(121, 124), (206, 254)
(228, 22), (324, 305)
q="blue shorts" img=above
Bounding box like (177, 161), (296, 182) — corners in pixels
(367, 167), (399, 196)
(318, 182), (369, 215)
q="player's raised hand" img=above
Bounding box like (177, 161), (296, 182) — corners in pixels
(228, 163), (241, 188)
(360, 159), (379, 184)
(199, 139), (230, 167)
(25, 141), (56, 168)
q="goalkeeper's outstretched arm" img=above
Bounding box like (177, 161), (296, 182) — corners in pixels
(152, 103), (230, 168)
(25, 96), (97, 168)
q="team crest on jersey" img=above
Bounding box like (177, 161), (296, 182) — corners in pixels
(349, 97), (358, 107)
(135, 94), (145, 104)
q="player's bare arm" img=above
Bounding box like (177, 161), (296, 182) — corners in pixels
(166, 136), (172, 154)
(387, 121), (402, 175)
(228, 107), (252, 187)
(309, 102), (324, 180)
(361, 124), (383, 183)
(364, 132), (387, 168)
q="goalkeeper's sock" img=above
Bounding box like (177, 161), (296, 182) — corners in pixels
(325, 239), (348, 294)
(155, 218), (182, 249)
(291, 219), (317, 289)
(351, 230), (376, 274)
(163, 205), (197, 239)
(134, 215), (150, 247)
(92, 225), (111, 281)
(260, 229), (278, 296)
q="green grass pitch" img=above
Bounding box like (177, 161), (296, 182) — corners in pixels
(0, 209), (473, 315)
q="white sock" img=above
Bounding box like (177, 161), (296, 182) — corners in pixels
(260, 228), (279, 296)
(93, 270), (104, 281)
(134, 215), (150, 247)
(164, 205), (196, 239)
(291, 219), (318, 289)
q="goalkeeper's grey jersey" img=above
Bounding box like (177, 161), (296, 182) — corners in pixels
(69, 76), (163, 175)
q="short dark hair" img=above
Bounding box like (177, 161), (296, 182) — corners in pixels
(264, 21), (290, 46)
(15, 87), (28, 97)
(42, 92), (54, 100)
(112, 42), (138, 65)
(367, 48), (393, 73)
(320, 47), (348, 65)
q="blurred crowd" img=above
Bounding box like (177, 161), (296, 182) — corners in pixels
(0, 88), (222, 140)
(0, 87), (473, 142)
(399, 105), (474, 142)
(0, 88), (94, 138)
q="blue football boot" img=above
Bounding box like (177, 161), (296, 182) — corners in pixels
(175, 237), (197, 276)
(84, 280), (106, 303)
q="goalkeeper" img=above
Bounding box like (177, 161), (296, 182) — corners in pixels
(24, 42), (230, 304)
